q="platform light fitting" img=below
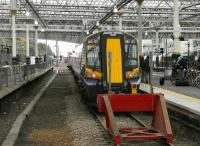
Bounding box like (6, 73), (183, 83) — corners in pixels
(145, 31), (148, 36)
(34, 20), (38, 25)
(26, 11), (30, 16)
(96, 21), (99, 26)
(86, 31), (89, 35)
(113, 7), (118, 13)
(41, 28), (44, 32)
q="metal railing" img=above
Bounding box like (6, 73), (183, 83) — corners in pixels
(0, 62), (52, 90)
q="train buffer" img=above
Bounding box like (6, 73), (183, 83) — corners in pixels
(97, 93), (173, 145)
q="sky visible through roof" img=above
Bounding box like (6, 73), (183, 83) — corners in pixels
(38, 39), (79, 57)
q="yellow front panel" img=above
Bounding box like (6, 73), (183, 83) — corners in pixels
(106, 38), (123, 83)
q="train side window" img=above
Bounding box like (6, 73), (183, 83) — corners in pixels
(86, 45), (100, 70)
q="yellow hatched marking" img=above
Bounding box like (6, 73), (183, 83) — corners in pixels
(154, 86), (200, 103)
(141, 83), (200, 103)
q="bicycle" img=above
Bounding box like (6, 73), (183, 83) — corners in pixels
(185, 68), (198, 87)
(194, 70), (200, 88)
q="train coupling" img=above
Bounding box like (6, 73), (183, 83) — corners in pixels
(97, 93), (173, 145)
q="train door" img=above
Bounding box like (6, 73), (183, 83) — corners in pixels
(101, 32), (125, 89)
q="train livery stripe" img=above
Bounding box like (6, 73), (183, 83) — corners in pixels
(106, 38), (123, 83)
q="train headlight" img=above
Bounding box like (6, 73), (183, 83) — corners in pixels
(127, 72), (140, 79)
(85, 72), (94, 78)
(126, 67), (140, 79)
(85, 67), (102, 80)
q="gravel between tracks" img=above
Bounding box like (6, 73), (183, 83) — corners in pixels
(15, 70), (112, 146)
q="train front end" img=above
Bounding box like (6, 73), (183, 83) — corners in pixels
(80, 31), (140, 105)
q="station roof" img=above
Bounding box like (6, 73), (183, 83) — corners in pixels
(0, 0), (200, 42)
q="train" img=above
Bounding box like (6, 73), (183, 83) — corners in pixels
(68, 31), (141, 106)
(67, 31), (174, 145)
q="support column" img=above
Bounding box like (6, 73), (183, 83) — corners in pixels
(136, 0), (144, 56)
(45, 31), (48, 62)
(34, 22), (39, 64)
(26, 23), (29, 57)
(149, 51), (153, 92)
(26, 14), (30, 64)
(35, 28), (38, 63)
(156, 30), (159, 53)
(35, 28), (38, 57)
(12, 12), (16, 58)
(56, 40), (59, 57)
(117, 10), (123, 31)
(165, 39), (168, 67)
(119, 15), (122, 31)
(173, 0), (181, 60)
(10, 0), (17, 65)
(56, 40), (59, 67)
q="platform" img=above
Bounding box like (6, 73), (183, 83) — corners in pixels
(0, 65), (53, 100)
(140, 78), (200, 115)
(152, 73), (200, 99)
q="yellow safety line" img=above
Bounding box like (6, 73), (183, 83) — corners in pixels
(141, 83), (200, 103)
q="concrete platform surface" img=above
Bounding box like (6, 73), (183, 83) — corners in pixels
(140, 83), (200, 115)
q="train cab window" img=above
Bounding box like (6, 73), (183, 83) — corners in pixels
(86, 45), (100, 70)
(125, 41), (137, 70)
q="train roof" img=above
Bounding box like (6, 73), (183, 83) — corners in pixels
(82, 31), (137, 43)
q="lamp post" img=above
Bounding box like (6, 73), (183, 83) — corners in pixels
(34, 20), (39, 64)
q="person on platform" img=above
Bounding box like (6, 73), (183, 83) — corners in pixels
(139, 55), (145, 82)
(198, 55), (200, 63)
(156, 55), (159, 71)
(143, 56), (150, 83)
(197, 55), (200, 70)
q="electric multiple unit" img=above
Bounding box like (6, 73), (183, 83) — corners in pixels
(68, 31), (173, 145)
(69, 31), (140, 105)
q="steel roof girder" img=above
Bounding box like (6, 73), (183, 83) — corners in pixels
(24, 0), (47, 28)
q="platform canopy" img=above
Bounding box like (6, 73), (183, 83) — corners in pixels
(0, 0), (200, 42)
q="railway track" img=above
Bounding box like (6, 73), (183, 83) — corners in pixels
(128, 113), (175, 146)
(73, 72), (199, 146)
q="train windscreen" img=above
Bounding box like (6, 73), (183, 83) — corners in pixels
(125, 39), (137, 70)
(86, 43), (100, 71)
